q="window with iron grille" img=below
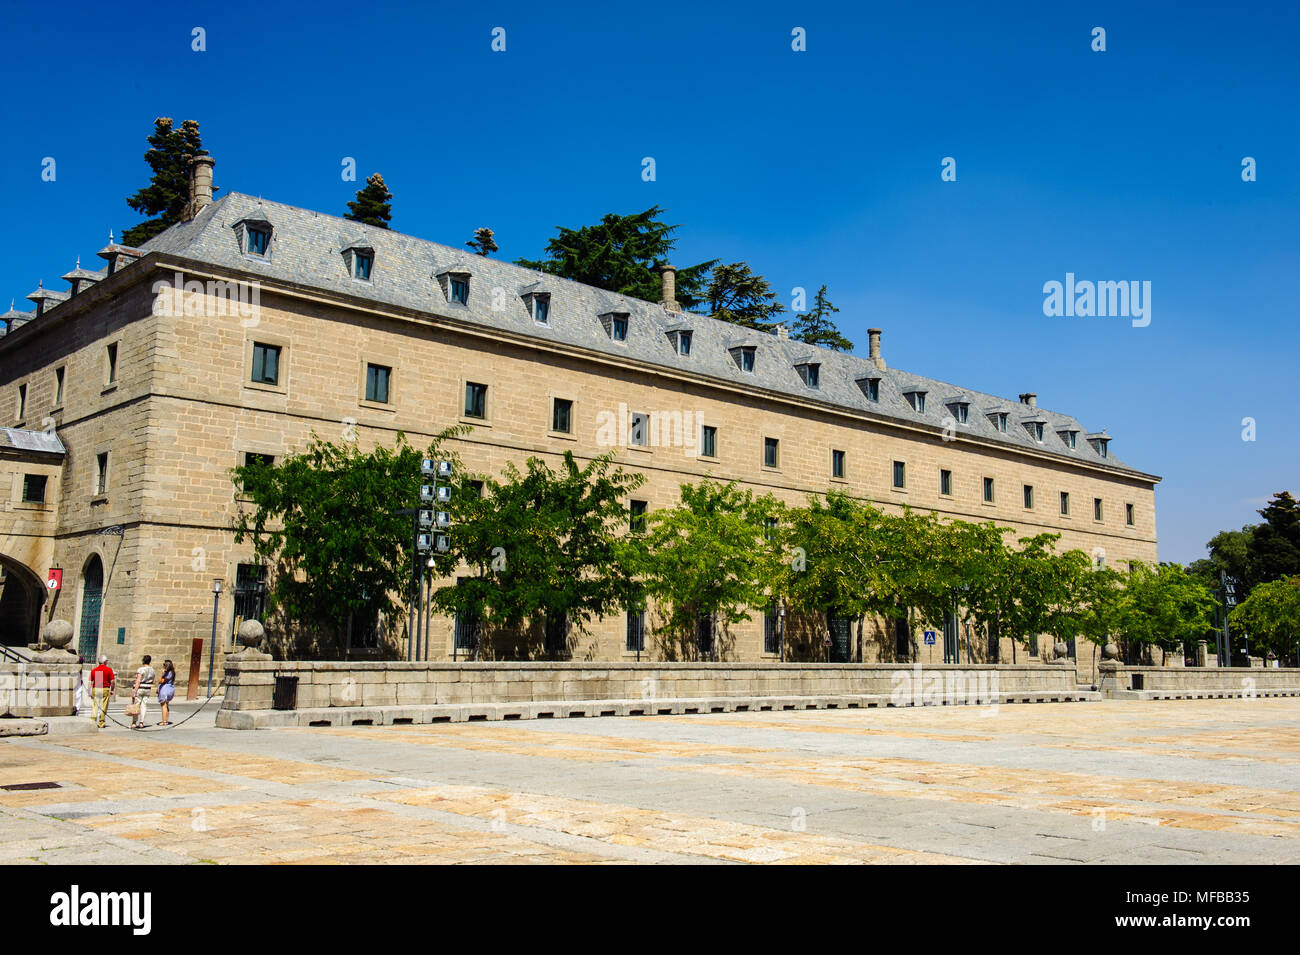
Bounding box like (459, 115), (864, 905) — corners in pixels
(764, 608), (780, 654)
(696, 614), (714, 659)
(454, 607), (479, 650)
(545, 612), (568, 659)
(625, 611), (645, 652)
(21, 474), (46, 504)
(232, 563), (267, 646)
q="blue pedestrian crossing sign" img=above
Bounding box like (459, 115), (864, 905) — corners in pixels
(923, 630), (937, 646)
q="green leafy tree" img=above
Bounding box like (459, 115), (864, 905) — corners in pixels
(123, 118), (214, 246)
(1228, 575), (1300, 661)
(345, 173), (393, 228)
(466, 227), (498, 256)
(705, 262), (785, 332)
(1116, 561), (1217, 663)
(1249, 492), (1300, 586)
(792, 285), (853, 351)
(517, 206), (715, 309)
(230, 428), (466, 657)
(639, 481), (783, 660)
(430, 451), (645, 660)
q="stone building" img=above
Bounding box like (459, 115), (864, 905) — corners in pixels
(0, 158), (1160, 681)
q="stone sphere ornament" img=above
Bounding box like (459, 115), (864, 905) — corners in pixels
(236, 619), (265, 649)
(42, 619), (74, 650)
(1103, 642), (1120, 660)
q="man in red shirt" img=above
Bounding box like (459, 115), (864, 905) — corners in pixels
(88, 656), (115, 729)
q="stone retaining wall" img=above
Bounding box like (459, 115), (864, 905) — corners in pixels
(1098, 664), (1300, 700)
(0, 663), (79, 718)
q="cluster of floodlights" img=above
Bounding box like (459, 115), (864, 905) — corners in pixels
(416, 459), (453, 563)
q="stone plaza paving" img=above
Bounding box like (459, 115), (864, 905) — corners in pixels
(0, 698), (1297, 864)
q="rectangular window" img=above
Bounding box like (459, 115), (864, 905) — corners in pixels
(247, 227), (270, 256)
(696, 614), (714, 658)
(764, 608), (780, 655)
(629, 500), (647, 535)
(106, 343), (118, 384)
(1094, 497), (1104, 521)
(764, 437), (779, 468)
(831, 449), (846, 479)
(611, 315), (628, 341)
(17, 383), (26, 419)
(1023, 484), (1034, 509)
(907, 392), (925, 413)
(1126, 503), (1135, 526)
(954, 404), (968, 423)
(800, 364), (820, 388)
(678, 331), (692, 355)
(54, 367), (64, 406)
(940, 469), (952, 496)
(551, 397), (573, 434)
(251, 343), (280, 384)
(630, 412), (649, 447)
(625, 611), (645, 652)
(244, 452), (275, 469)
(740, 348), (755, 372)
(1060, 491), (1070, 516)
(464, 382), (487, 419)
(95, 452), (108, 496)
(764, 517), (778, 542)
(893, 461), (906, 489)
(450, 277), (469, 304)
(864, 378), (879, 402)
(700, 425), (717, 458)
(533, 296), (549, 324)
(365, 363), (391, 403)
(1032, 422), (1044, 442)
(983, 477), (995, 503)
(21, 474), (47, 504)
(354, 252), (373, 280)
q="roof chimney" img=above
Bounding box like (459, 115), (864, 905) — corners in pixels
(1019, 393), (1037, 408)
(185, 153), (215, 220)
(868, 327), (886, 370)
(774, 324), (789, 339)
(658, 263), (679, 312)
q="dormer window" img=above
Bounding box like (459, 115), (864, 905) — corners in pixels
(796, 362), (820, 389)
(451, 277), (469, 304)
(677, 330), (691, 355)
(533, 295), (550, 324)
(730, 346), (757, 373)
(436, 268), (472, 306)
(235, 217), (275, 259)
(342, 243), (375, 282)
(1023, 419), (1045, 442)
(1087, 433), (1111, 458)
(600, 312), (630, 342)
(857, 376), (880, 402)
(1059, 429), (1078, 449)
(988, 411), (1009, 433)
(945, 397), (969, 423)
(903, 389), (926, 413)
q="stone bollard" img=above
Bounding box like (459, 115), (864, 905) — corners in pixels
(1047, 639), (1072, 665)
(33, 620), (77, 664)
(227, 619), (271, 662)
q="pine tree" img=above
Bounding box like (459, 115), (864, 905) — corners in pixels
(792, 285), (853, 351)
(466, 227), (498, 256)
(705, 262), (785, 331)
(517, 206), (714, 309)
(122, 118), (214, 247)
(345, 173), (393, 229)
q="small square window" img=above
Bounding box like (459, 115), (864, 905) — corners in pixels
(630, 412), (649, 447)
(95, 452), (109, 496)
(678, 331), (692, 355)
(764, 437), (779, 468)
(611, 315), (628, 341)
(251, 343), (280, 385)
(1126, 503), (1135, 526)
(552, 397), (573, 434)
(54, 367), (64, 407)
(700, 425), (717, 458)
(450, 277), (469, 305)
(247, 227), (270, 256)
(533, 296), (549, 324)
(893, 461), (906, 489)
(939, 469), (952, 496)
(21, 473), (47, 504)
(1060, 491), (1070, 516)
(354, 252), (374, 281)
(106, 343), (118, 385)
(1094, 498), (1104, 522)
(983, 477), (995, 503)
(629, 499), (647, 535)
(365, 363), (391, 403)
(464, 382), (488, 419)
(831, 449), (846, 479)
(1023, 484), (1034, 509)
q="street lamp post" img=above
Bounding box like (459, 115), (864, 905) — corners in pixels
(778, 601), (786, 663)
(206, 578), (223, 696)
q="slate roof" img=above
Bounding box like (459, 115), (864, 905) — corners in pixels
(0, 427), (66, 456)
(14, 190), (1151, 479)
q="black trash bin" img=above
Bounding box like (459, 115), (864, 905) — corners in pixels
(273, 673), (299, 710)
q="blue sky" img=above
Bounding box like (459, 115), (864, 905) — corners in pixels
(2, 0), (1296, 564)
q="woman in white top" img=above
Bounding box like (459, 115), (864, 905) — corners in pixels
(131, 655), (155, 729)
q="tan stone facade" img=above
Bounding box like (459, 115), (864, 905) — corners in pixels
(0, 250), (1159, 682)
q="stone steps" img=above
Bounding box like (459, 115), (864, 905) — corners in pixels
(216, 690), (1101, 730)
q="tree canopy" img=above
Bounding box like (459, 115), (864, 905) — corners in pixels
(704, 262), (786, 332)
(792, 285), (853, 351)
(466, 227), (498, 256)
(123, 118), (214, 247)
(345, 173), (393, 228)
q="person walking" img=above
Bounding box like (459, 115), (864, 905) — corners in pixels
(157, 660), (176, 726)
(89, 656), (115, 729)
(131, 655), (155, 729)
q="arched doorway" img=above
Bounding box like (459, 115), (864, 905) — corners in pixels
(77, 555), (104, 659)
(0, 557), (45, 647)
